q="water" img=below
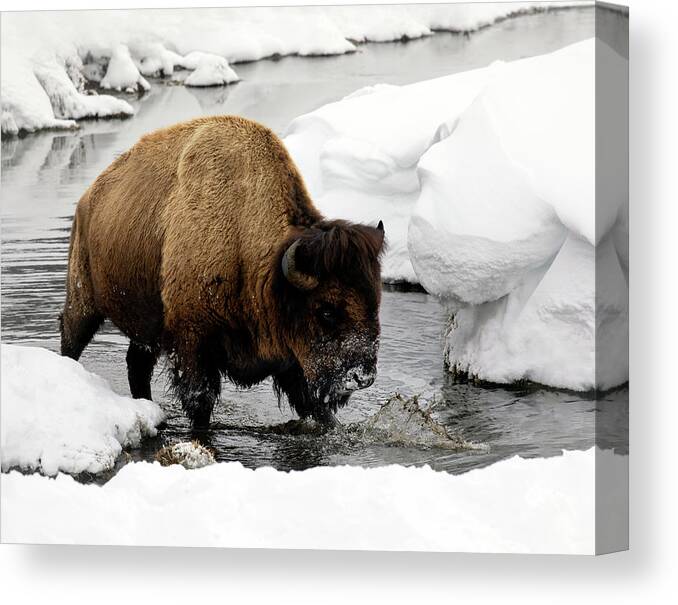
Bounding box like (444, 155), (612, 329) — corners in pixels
(1, 7), (627, 476)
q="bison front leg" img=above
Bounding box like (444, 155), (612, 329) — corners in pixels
(166, 334), (221, 429)
(273, 363), (338, 426)
(180, 370), (220, 429)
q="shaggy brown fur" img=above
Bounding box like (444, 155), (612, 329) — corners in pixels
(60, 115), (384, 428)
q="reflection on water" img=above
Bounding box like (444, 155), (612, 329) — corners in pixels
(2, 7), (627, 476)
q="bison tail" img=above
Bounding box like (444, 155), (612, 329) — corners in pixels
(60, 207), (102, 360)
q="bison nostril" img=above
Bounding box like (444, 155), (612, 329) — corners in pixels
(353, 371), (375, 389)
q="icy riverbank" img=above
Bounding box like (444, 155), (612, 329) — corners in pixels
(1, 3), (587, 135)
(0, 345), (165, 476)
(1, 446), (623, 554)
(285, 38), (628, 391)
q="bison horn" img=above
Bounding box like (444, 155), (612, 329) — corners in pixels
(375, 219), (385, 248)
(282, 239), (319, 290)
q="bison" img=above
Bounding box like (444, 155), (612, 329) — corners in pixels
(60, 115), (385, 428)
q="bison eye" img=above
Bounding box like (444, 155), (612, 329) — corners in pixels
(317, 305), (338, 327)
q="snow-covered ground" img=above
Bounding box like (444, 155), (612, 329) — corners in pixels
(1, 446), (626, 554)
(1, 3), (587, 135)
(0, 344), (625, 552)
(0, 345), (164, 476)
(286, 38), (628, 391)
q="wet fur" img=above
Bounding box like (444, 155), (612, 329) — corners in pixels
(60, 115), (383, 427)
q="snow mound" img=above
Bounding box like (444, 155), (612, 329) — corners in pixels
(0, 345), (165, 476)
(1, 447), (620, 554)
(100, 44), (151, 93)
(286, 39), (627, 391)
(180, 52), (239, 87)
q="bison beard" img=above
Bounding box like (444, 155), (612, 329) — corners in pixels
(59, 116), (384, 429)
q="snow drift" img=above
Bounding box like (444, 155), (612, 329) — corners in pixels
(285, 38), (628, 392)
(0, 447), (624, 554)
(0, 345), (165, 476)
(1, 3), (586, 135)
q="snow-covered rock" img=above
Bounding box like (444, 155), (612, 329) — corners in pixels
(180, 52), (239, 87)
(132, 41), (184, 78)
(156, 441), (216, 469)
(0, 345), (165, 476)
(0, 447), (623, 554)
(284, 38), (627, 391)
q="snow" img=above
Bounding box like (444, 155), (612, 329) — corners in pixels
(285, 38), (628, 391)
(1, 3), (588, 135)
(0, 345), (165, 476)
(0, 446), (623, 554)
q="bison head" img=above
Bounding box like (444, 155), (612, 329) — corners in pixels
(273, 219), (385, 425)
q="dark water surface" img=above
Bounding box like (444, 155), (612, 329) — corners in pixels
(2, 7), (626, 475)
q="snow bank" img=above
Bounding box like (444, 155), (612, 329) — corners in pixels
(410, 39), (627, 391)
(285, 38), (628, 391)
(0, 447), (619, 554)
(0, 55), (78, 135)
(0, 49), (133, 136)
(1, 3), (587, 135)
(0, 345), (165, 476)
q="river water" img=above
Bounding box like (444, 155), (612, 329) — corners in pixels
(1, 6), (627, 475)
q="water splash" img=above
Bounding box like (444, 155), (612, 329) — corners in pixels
(266, 393), (487, 452)
(352, 393), (486, 451)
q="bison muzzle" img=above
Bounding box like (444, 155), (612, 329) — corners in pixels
(59, 115), (385, 428)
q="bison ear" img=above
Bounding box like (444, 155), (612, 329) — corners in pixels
(282, 239), (319, 291)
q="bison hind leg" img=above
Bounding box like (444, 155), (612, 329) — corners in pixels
(59, 306), (103, 361)
(127, 342), (159, 400)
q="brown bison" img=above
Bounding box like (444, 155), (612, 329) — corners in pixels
(60, 115), (384, 428)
